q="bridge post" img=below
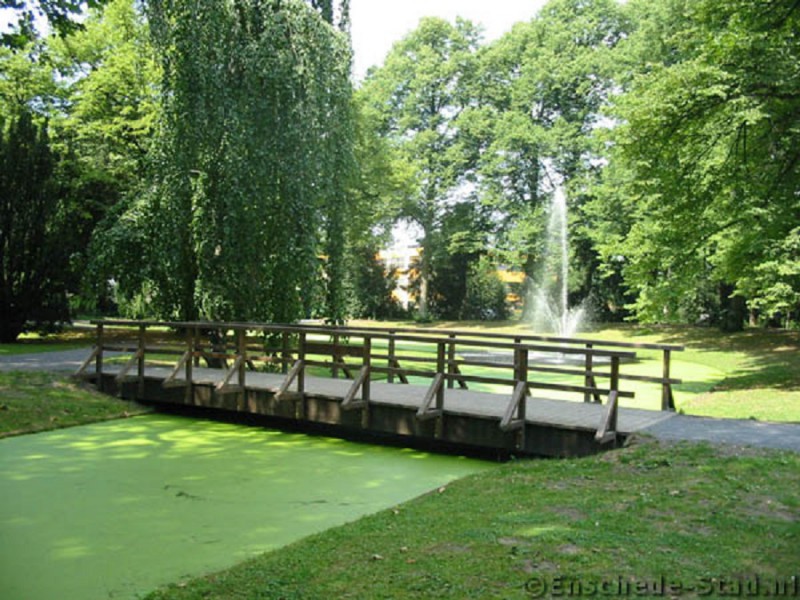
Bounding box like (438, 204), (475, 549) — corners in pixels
(435, 341), (446, 437)
(237, 328), (247, 399)
(95, 323), (104, 378)
(193, 326), (200, 367)
(447, 334), (456, 389)
(185, 326), (194, 404)
(361, 336), (372, 428)
(514, 345), (529, 404)
(584, 343), (593, 403)
(297, 332), (306, 394)
(362, 336), (371, 404)
(514, 336), (530, 397)
(332, 332), (340, 379)
(514, 344), (528, 450)
(662, 349), (675, 411)
(387, 331), (395, 384)
(281, 331), (289, 374)
(609, 355), (620, 433)
(137, 324), (146, 398)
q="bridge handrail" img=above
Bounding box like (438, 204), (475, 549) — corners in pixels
(89, 319), (636, 358)
(84, 319), (679, 413)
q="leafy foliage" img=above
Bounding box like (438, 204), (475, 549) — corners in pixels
(461, 256), (508, 320)
(472, 0), (630, 315)
(0, 110), (70, 341)
(358, 17), (482, 319)
(1, 0), (106, 48)
(591, 0), (800, 327)
(47, 0), (160, 313)
(95, 0), (355, 323)
(347, 243), (403, 320)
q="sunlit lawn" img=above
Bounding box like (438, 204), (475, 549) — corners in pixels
(0, 371), (151, 438)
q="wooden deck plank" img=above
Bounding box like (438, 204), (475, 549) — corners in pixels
(100, 364), (675, 435)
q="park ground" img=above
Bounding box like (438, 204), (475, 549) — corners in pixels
(1, 321), (798, 598)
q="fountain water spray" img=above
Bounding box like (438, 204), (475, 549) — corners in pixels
(529, 170), (585, 336)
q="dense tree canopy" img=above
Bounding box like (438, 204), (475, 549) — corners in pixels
(473, 0), (630, 316)
(92, 0), (355, 323)
(1, 0), (798, 332)
(588, 0), (800, 327)
(358, 17), (482, 319)
(0, 110), (70, 341)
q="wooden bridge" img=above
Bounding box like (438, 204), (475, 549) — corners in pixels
(76, 320), (684, 457)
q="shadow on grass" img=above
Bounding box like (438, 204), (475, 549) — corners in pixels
(598, 324), (800, 392)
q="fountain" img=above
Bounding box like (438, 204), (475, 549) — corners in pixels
(529, 175), (585, 337)
(458, 177), (586, 368)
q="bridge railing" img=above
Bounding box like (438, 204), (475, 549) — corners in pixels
(216, 321), (679, 411)
(76, 319), (682, 445)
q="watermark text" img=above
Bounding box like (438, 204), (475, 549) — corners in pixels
(524, 575), (799, 598)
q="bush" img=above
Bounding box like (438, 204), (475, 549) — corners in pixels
(461, 257), (508, 321)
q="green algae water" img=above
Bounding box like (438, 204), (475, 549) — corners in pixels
(0, 414), (491, 600)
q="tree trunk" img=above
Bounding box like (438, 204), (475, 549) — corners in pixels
(417, 228), (433, 320)
(719, 282), (746, 332)
(0, 316), (23, 343)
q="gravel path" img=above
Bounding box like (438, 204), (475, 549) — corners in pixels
(0, 348), (123, 372)
(641, 413), (800, 452)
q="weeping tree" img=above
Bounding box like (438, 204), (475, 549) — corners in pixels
(95, 0), (354, 323)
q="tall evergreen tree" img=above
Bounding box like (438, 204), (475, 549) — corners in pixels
(0, 111), (69, 341)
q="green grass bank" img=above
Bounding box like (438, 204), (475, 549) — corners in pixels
(145, 437), (799, 599)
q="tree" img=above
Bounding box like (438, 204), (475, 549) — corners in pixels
(425, 201), (494, 319)
(461, 256), (508, 321)
(46, 0), (159, 312)
(347, 243), (401, 319)
(95, 0), (355, 323)
(50, 0), (158, 190)
(358, 17), (482, 319)
(0, 39), (61, 120)
(472, 0), (630, 315)
(594, 0), (800, 328)
(1, 0), (106, 48)
(0, 110), (69, 341)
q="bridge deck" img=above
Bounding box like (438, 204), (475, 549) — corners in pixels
(100, 364), (674, 439)
(83, 320), (683, 456)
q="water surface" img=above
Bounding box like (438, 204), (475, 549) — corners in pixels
(0, 414), (490, 599)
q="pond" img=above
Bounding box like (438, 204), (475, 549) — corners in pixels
(0, 414), (491, 599)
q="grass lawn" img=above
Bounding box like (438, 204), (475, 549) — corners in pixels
(0, 332), (86, 355)
(587, 324), (800, 422)
(144, 437), (800, 600)
(0, 371), (151, 438)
